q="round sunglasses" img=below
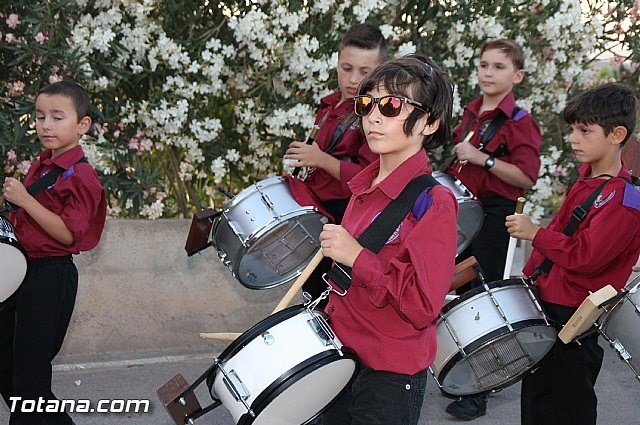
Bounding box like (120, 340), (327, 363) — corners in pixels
(354, 95), (426, 118)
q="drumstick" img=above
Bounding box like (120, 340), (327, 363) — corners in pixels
(502, 197), (526, 279)
(0, 171), (21, 206)
(272, 249), (324, 314)
(456, 131), (475, 171)
(199, 332), (241, 341)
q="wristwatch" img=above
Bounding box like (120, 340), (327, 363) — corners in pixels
(484, 156), (496, 170)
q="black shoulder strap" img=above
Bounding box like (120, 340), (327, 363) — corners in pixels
(2, 157), (88, 213)
(530, 178), (609, 280)
(326, 174), (440, 292)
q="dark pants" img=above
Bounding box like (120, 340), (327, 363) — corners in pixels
(457, 198), (515, 293)
(521, 301), (604, 425)
(0, 256), (77, 425)
(320, 364), (428, 425)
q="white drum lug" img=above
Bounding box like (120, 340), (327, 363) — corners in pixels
(522, 278), (551, 326)
(223, 211), (247, 247)
(441, 313), (466, 357)
(482, 283), (513, 332)
(611, 339), (632, 362)
(307, 309), (342, 354)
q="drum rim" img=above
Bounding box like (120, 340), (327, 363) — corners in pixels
(216, 305), (307, 361)
(441, 278), (528, 315)
(235, 350), (357, 425)
(435, 320), (556, 398)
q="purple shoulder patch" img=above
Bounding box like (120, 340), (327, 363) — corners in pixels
(512, 108), (527, 122)
(411, 188), (433, 220)
(623, 183), (640, 212)
(61, 165), (75, 181)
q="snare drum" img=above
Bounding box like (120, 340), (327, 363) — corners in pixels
(430, 279), (557, 397)
(432, 171), (484, 256)
(0, 216), (27, 303)
(206, 306), (357, 425)
(212, 176), (328, 289)
(597, 274), (640, 381)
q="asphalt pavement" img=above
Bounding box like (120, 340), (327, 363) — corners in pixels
(0, 341), (638, 425)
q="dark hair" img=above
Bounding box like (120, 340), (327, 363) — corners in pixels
(339, 23), (388, 62)
(355, 53), (454, 149)
(563, 82), (637, 145)
(480, 39), (525, 70)
(38, 80), (91, 121)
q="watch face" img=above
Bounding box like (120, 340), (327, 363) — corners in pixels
(485, 157), (495, 169)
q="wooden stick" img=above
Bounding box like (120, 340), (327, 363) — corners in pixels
(272, 249), (324, 314)
(199, 332), (241, 340)
(449, 256), (478, 292)
(503, 197), (526, 279)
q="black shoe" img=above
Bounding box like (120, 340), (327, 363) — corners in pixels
(445, 396), (487, 421)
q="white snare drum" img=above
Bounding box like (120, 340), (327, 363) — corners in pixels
(206, 306), (357, 425)
(212, 176), (328, 289)
(597, 274), (640, 381)
(432, 172), (484, 256)
(0, 216), (27, 303)
(430, 279), (557, 397)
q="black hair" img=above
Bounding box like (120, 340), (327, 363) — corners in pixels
(38, 80), (91, 121)
(339, 23), (388, 62)
(355, 53), (453, 149)
(563, 82), (637, 145)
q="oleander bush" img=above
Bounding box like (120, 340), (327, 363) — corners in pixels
(1, 0), (638, 220)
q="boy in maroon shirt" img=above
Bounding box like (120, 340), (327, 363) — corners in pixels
(318, 54), (458, 425)
(507, 82), (640, 425)
(445, 39), (542, 420)
(1, 80), (107, 425)
(284, 23), (386, 303)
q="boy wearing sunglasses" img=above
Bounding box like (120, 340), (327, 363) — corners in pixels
(284, 23), (386, 304)
(444, 39), (542, 420)
(317, 54), (458, 425)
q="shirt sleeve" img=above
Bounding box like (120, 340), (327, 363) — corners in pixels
(499, 115), (542, 183)
(348, 186), (458, 329)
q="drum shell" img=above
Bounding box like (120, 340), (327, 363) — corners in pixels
(431, 279), (557, 397)
(598, 277), (640, 378)
(208, 306), (356, 425)
(213, 176), (327, 289)
(0, 216), (27, 303)
(432, 172), (484, 256)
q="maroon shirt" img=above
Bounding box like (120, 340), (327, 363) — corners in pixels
(523, 165), (640, 306)
(447, 92), (541, 201)
(325, 149), (458, 374)
(288, 91), (377, 212)
(12, 145), (107, 259)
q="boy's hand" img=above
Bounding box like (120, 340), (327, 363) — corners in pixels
(319, 224), (363, 267)
(285, 141), (327, 169)
(453, 141), (484, 166)
(2, 177), (31, 208)
(505, 213), (539, 241)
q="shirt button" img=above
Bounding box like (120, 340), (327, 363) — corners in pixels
(329, 306), (335, 313)
(357, 197), (364, 204)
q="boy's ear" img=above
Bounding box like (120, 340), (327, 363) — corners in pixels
(421, 119), (440, 136)
(77, 116), (92, 136)
(610, 125), (628, 146)
(513, 69), (525, 85)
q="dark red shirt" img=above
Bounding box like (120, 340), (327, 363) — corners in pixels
(447, 92), (541, 201)
(288, 91), (377, 211)
(12, 145), (107, 259)
(325, 149), (458, 374)
(523, 165), (640, 306)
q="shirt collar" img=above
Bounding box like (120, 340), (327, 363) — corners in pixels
(577, 163), (632, 181)
(39, 145), (85, 170)
(467, 91), (516, 118)
(349, 149), (431, 199)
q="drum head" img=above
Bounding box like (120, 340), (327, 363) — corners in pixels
(237, 213), (324, 289)
(0, 243), (27, 303)
(438, 324), (556, 397)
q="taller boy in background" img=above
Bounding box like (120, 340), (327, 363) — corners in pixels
(507, 82), (640, 425)
(284, 23), (386, 303)
(0, 80), (107, 425)
(445, 39), (541, 420)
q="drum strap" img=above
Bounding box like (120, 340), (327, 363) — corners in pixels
(529, 178), (609, 281)
(325, 174), (440, 292)
(1, 157), (88, 213)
